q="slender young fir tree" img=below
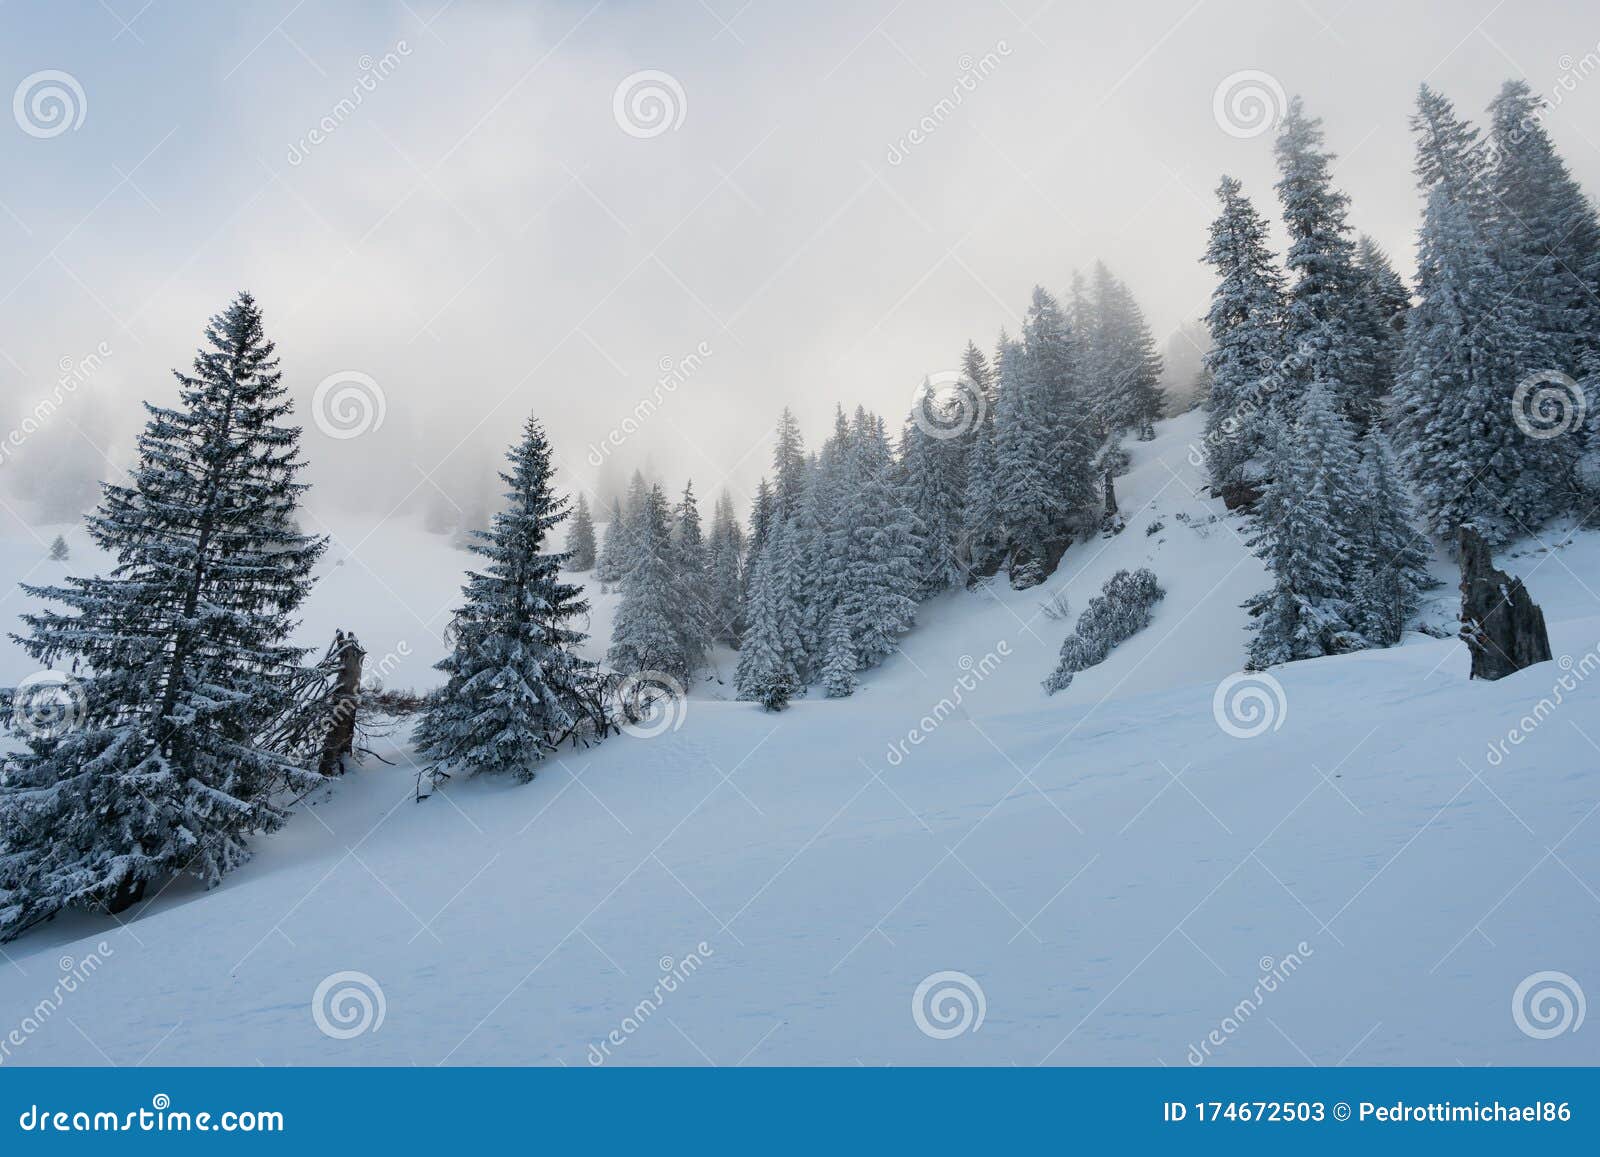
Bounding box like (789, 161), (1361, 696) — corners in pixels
(735, 517), (804, 710)
(1201, 176), (1287, 496)
(1088, 263), (1166, 440)
(836, 410), (921, 667)
(607, 484), (688, 680)
(819, 606), (858, 698)
(0, 292), (328, 938)
(959, 341), (1004, 575)
(1350, 431), (1432, 646)
(413, 415), (595, 785)
(669, 480), (714, 675)
(706, 490), (745, 646)
(1273, 97), (1384, 428)
(1245, 383), (1364, 667)
(565, 492), (597, 571)
(595, 496), (627, 584)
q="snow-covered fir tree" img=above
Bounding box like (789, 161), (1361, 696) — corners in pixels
(607, 483), (688, 680)
(1201, 175), (1287, 497)
(992, 332), (1062, 582)
(835, 409), (921, 666)
(899, 412), (966, 594)
(1245, 382), (1365, 667)
(1273, 97), (1384, 428)
(414, 415), (595, 785)
(1394, 86), (1561, 542)
(0, 292), (328, 937)
(735, 516), (805, 710)
(1087, 263), (1165, 441)
(669, 480), (714, 676)
(1350, 430), (1432, 646)
(772, 407), (808, 520)
(706, 490), (745, 646)
(1354, 235), (1411, 408)
(47, 535), (68, 562)
(1021, 286), (1097, 537)
(959, 340), (1004, 576)
(819, 606), (857, 698)
(595, 495), (627, 584)
(565, 492), (597, 571)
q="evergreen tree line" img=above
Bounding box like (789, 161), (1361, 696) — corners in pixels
(1200, 82), (1600, 668)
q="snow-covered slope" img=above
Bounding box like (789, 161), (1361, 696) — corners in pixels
(2, 410), (1597, 1067)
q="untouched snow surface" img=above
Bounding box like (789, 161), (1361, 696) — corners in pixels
(1, 410), (1597, 1066)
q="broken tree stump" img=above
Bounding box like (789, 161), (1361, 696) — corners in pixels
(1458, 528), (1551, 681)
(317, 630), (366, 776)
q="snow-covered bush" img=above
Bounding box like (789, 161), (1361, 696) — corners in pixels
(1043, 568), (1165, 694)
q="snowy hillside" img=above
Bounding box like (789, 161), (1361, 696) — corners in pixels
(1, 409), (1596, 1066)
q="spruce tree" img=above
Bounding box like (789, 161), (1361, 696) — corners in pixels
(1201, 176), (1287, 495)
(992, 333), (1061, 579)
(595, 495), (627, 584)
(837, 409), (921, 666)
(706, 490), (745, 646)
(819, 606), (857, 698)
(607, 484), (687, 679)
(1274, 97), (1384, 428)
(1395, 87), (1560, 542)
(772, 407), (808, 520)
(47, 535), (68, 562)
(899, 414), (966, 594)
(1022, 286), (1097, 536)
(735, 517), (804, 710)
(1350, 431), (1431, 646)
(1245, 383), (1364, 667)
(565, 492), (597, 571)
(0, 292), (328, 937)
(669, 480), (714, 675)
(414, 416), (595, 784)
(1089, 263), (1165, 440)
(959, 341), (1003, 575)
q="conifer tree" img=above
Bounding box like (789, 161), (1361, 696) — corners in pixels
(819, 606), (857, 698)
(607, 484), (686, 679)
(414, 416), (595, 784)
(993, 333), (1060, 579)
(1201, 176), (1287, 495)
(959, 342), (1003, 575)
(1245, 383), (1364, 667)
(47, 535), (68, 562)
(0, 292), (327, 936)
(1394, 87), (1560, 542)
(669, 480), (714, 675)
(899, 414), (966, 594)
(595, 496), (627, 584)
(1021, 286), (1097, 535)
(836, 409), (920, 665)
(1274, 97), (1384, 428)
(1350, 431), (1432, 646)
(706, 490), (745, 646)
(1089, 263), (1165, 440)
(772, 407), (808, 520)
(735, 517), (804, 710)
(565, 492), (597, 571)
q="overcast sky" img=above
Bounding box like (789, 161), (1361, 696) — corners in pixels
(3, 0), (1599, 529)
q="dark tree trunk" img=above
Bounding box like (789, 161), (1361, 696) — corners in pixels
(317, 631), (365, 776)
(1458, 527), (1552, 681)
(104, 874), (147, 915)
